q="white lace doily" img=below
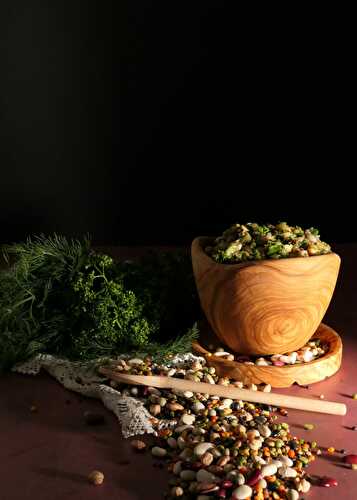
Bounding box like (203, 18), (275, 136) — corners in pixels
(13, 352), (204, 438)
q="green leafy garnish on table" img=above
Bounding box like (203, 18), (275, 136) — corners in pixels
(0, 235), (200, 372)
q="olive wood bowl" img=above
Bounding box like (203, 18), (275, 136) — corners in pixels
(191, 237), (340, 355)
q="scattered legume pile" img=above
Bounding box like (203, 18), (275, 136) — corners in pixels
(209, 339), (328, 367)
(108, 356), (324, 499)
(205, 222), (331, 264)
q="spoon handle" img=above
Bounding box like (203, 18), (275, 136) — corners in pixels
(98, 368), (347, 416)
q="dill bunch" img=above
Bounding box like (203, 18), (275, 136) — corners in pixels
(0, 234), (90, 369)
(0, 235), (200, 371)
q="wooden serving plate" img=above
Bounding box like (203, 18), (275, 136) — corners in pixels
(192, 322), (342, 388)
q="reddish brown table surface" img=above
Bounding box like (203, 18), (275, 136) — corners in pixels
(1, 244), (357, 500)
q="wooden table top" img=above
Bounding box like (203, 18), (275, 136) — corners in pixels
(1, 244), (357, 500)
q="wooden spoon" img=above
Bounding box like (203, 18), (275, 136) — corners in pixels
(98, 367), (347, 416)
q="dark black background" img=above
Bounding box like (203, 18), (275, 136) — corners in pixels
(0, 2), (354, 245)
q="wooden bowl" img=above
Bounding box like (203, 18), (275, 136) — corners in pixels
(192, 323), (342, 388)
(191, 237), (340, 355)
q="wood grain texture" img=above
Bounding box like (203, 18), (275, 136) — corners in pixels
(192, 323), (342, 388)
(191, 237), (341, 355)
(99, 365), (346, 415)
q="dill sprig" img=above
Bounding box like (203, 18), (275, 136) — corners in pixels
(133, 323), (200, 364)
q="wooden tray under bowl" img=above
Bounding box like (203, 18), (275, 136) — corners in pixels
(192, 322), (342, 388)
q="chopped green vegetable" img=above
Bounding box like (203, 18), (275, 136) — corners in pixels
(206, 222), (331, 264)
(266, 242), (283, 256)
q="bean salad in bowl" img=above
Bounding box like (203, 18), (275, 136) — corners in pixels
(205, 222), (331, 264)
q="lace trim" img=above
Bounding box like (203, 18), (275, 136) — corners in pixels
(13, 352), (204, 438)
